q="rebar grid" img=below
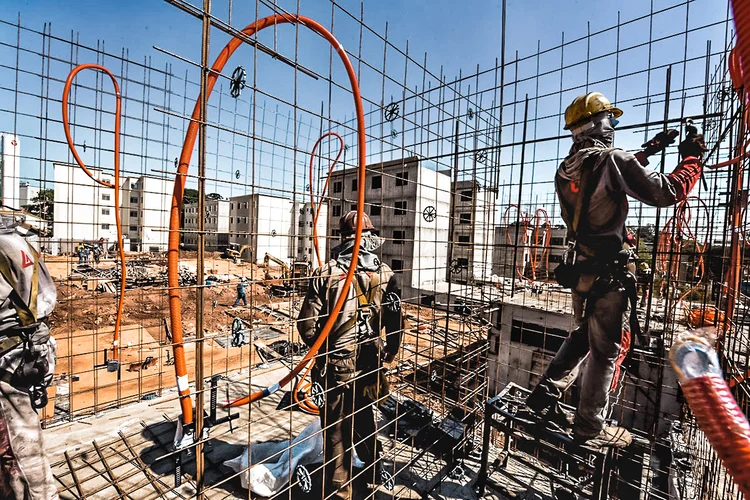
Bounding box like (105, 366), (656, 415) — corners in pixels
(1, 0), (748, 498)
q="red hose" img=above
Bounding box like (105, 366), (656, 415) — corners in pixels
(166, 15), (367, 422)
(62, 64), (126, 366)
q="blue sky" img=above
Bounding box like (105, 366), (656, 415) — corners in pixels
(2, 0), (735, 222)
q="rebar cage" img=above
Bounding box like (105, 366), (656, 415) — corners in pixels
(1, 0), (748, 498)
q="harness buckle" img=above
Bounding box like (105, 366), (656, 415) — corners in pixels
(563, 240), (577, 265)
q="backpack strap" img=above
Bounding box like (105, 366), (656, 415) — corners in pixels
(0, 242), (39, 327)
(568, 153), (600, 243)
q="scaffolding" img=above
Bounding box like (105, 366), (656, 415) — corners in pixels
(1, 0), (749, 498)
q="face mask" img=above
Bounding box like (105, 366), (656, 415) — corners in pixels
(609, 116), (619, 129)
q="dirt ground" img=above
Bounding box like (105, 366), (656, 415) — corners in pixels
(41, 251), (479, 422)
(43, 252), (298, 421)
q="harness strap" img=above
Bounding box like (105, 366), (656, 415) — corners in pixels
(0, 242), (39, 327)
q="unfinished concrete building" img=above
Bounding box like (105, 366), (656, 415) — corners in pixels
(3, 0), (750, 499)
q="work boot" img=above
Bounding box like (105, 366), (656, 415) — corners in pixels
(574, 426), (632, 449)
(524, 394), (574, 433)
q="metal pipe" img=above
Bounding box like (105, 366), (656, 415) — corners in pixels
(510, 95), (529, 298)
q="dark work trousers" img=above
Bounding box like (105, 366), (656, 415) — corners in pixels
(528, 281), (631, 437)
(318, 362), (377, 500)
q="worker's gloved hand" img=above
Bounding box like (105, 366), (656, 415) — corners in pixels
(678, 133), (709, 161)
(641, 129), (680, 157)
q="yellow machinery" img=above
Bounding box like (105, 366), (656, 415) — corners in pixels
(263, 253), (311, 293)
(224, 243), (252, 262)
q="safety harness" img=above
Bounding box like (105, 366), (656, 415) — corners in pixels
(331, 270), (381, 342)
(559, 154), (643, 341)
(0, 243), (51, 409)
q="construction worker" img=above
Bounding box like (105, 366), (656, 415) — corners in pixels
(233, 277), (248, 307)
(298, 211), (403, 500)
(0, 215), (59, 498)
(525, 92), (705, 448)
(637, 261), (653, 307)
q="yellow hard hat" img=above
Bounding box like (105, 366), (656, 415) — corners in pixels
(564, 92), (623, 130)
(639, 261), (650, 272)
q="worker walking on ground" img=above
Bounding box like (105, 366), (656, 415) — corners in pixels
(233, 278), (248, 307)
(526, 92), (706, 448)
(0, 216), (59, 498)
(298, 211), (403, 500)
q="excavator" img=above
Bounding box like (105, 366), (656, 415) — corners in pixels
(263, 253), (310, 295)
(223, 243), (252, 263)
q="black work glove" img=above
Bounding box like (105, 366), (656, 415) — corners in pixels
(678, 133), (708, 160)
(641, 129), (680, 157)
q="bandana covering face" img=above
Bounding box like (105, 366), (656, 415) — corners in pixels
(331, 232), (384, 271)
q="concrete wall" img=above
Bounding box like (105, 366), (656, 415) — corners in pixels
(0, 134), (21, 209)
(139, 176), (171, 252)
(20, 182), (39, 207)
(413, 165), (450, 290)
(451, 180), (494, 283)
(492, 225), (531, 278)
(297, 202), (328, 266)
(253, 195), (295, 262)
(326, 157), (451, 294)
(53, 163), (120, 254)
(182, 198), (230, 251)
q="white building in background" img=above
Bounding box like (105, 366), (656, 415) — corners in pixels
(182, 198), (230, 251)
(53, 162), (171, 254)
(0, 133), (21, 209)
(326, 156), (451, 296)
(297, 202), (328, 265)
(451, 180), (495, 283)
(19, 182), (40, 207)
(229, 194), (296, 263)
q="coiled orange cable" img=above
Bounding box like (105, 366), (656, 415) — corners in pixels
(292, 131), (344, 416)
(655, 197), (708, 305)
(62, 64), (126, 367)
(162, 15), (365, 422)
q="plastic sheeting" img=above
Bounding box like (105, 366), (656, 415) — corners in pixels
(224, 420), (366, 496)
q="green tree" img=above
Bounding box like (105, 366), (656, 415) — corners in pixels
(23, 188), (54, 221)
(184, 188), (199, 204)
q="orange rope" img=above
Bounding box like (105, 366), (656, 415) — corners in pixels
(62, 64), (126, 365)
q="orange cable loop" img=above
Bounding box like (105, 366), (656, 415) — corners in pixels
(308, 132), (344, 268)
(291, 131), (344, 416)
(162, 14), (366, 424)
(62, 64), (126, 365)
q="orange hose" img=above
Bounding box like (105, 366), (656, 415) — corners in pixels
(62, 64), (126, 365)
(163, 14), (365, 422)
(671, 332), (750, 496)
(655, 197), (708, 305)
(308, 132), (344, 268)
(503, 205), (531, 281)
(293, 131), (345, 416)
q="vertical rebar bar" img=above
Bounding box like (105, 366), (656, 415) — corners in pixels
(194, 0), (211, 496)
(510, 96), (529, 298)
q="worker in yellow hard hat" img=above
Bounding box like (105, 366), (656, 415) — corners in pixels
(524, 91), (707, 449)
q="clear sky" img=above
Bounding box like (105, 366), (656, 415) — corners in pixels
(2, 0), (735, 220)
